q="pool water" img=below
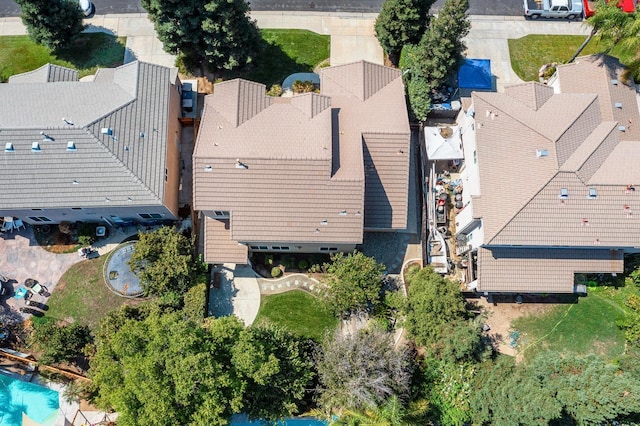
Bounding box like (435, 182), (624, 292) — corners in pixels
(231, 415), (327, 426)
(0, 373), (59, 426)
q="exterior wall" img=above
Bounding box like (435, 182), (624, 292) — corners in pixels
(245, 242), (357, 254)
(2, 205), (177, 225)
(163, 81), (182, 217)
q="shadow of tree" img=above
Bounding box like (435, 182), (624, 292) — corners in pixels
(230, 39), (315, 88)
(54, 32), (126, 72)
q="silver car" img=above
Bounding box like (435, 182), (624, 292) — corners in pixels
(78, 0), (95, 17)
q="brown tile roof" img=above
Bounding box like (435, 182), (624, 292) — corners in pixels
(472, 55), (640, 293)
(204, 217), (248, 264)
(193, 62), (410, 262)
(478, 247), (623, 293)
(555, 54), (640, 141)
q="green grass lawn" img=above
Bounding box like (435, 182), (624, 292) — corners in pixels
(512, 285), (636, 361)
(237, 29), (330, 87)
(253, 290), (338, 340)
(508, 34), (638, 81)
(42, 255), (142, 332)
(0, 33), (126, 82)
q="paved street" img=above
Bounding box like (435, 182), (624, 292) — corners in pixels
(0, 0), (524, 17)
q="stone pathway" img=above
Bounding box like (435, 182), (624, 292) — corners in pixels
(257, 273), (326, 295)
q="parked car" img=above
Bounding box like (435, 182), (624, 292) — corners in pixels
(524, 0), (583, 19)
(78, 0), (95, 17)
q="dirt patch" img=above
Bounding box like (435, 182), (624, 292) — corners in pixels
(470, 296), (556, 357)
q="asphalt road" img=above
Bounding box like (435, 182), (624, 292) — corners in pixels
(0, 0), (522, 17)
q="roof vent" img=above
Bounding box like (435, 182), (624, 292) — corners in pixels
(127, 197), (133, 202)
(66, 141), (77, 151)
(559, 188), (568, 199)
(40, 131), (54, 142)
(339, 210), (347, 216)
(31, 142), (41, 152)
(321, 220), (328, 225)
(619, 126), (626, 132)
(101, 128), (113, 136)
(124, 145), (129, 151)
(62, 117), (74, 125)
(139, 132), (146, 138)
(105, 197), (110, 202)
(204, 165), (212, 172)
(536, 149), (548, 158)
(72, 180), (79, 185)
(5, 143), (14, 152)
(615, 102), (623, 109)
(235, 159), (248, 169)
(588, 188), (597, 199)
(611, 79), (618, 85)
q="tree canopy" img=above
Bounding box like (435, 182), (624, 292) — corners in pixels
(32, 320), (92, 365)
(324, 251), (386, 317)
(16, 0), (85, 51)
(89, 304), (315, 425)
(128, 226), (206, 296)
(315, 326), (414, 415)
(141, 0), (262, 74)
(374, 0), (434, 65)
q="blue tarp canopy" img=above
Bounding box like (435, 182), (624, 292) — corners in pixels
(458, 59), (492, 90)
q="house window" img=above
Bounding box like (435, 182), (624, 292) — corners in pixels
(71, 208), (82, 210)
(165, 168), (168, 182)
(272, 246), (281, 250)
(138, 213), (163, 219)
(250, 246), (259, 250)
(28, 216), (52, 222)
(259, 246), (268, 250)
(213, 211), (229, 218)
(320, 247), (338, 251)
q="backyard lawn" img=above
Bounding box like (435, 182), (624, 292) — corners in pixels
(42, 255), (142, 331)
(238, 29), (330, 88)
(512, 285), (636, 361)
(253, 290), (338, 341)
(508, 34), (638, 82)
(0, 33), (126, 82)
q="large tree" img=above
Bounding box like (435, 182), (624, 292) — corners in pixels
(232, 325), (315, 420)
(141, 0), (262, 74)
(470, 353), (640, 425)
(128, 226), (206, 296)
(324, 251), (386, 318)
(15, 0), (85, 51)
(315, 326), (414, 415)
(402, 267), (469, 354)
(91, 312), (246, 426)
(374, 0), (434, 65)
(32, 321), (92, 365)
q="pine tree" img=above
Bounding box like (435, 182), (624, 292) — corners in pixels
(142, 0), (262, 74)
(15, 0), (85, 51)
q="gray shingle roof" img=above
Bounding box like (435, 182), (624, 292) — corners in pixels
(9, 64), (79, 84)
(0, 61), (175, 209)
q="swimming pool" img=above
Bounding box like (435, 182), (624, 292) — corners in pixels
(0, 373), (59, 426)
(231, 414), (327, 426)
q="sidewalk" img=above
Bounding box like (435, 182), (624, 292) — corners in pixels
(0, 13), (592, 91)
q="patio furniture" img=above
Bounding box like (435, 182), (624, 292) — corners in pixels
(31, 283), (49, 297)
(14, 287), (27, 299)
(13, 219), (25, 231)
(1, 219), (13, 233)
(96, 226), (106, 237)
(24, 278), (38, 288)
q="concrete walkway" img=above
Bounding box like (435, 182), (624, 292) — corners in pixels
(257, 273), (325, 295)
(208, 264), (261, 326)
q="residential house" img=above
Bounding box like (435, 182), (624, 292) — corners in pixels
(0, 62), (183, 227)
(455, 54), (639, 294)
(193, 61), (411, 264)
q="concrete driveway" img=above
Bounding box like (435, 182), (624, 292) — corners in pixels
(0, 227), (82, 316)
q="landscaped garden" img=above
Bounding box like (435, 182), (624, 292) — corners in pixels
(0, 32), (126, 82)
(253, 290), (338, 340)
(508, 34), (637, 82)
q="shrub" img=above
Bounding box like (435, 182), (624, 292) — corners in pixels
(271, 267), (282, 278)
(77, 223), (96, 245)
(298, 259), (309, 270)
(266, 84), (283, 97)
(282, 254), (296, 270)
(292, 80), (316, 93)
(265, 254), (274, 266)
